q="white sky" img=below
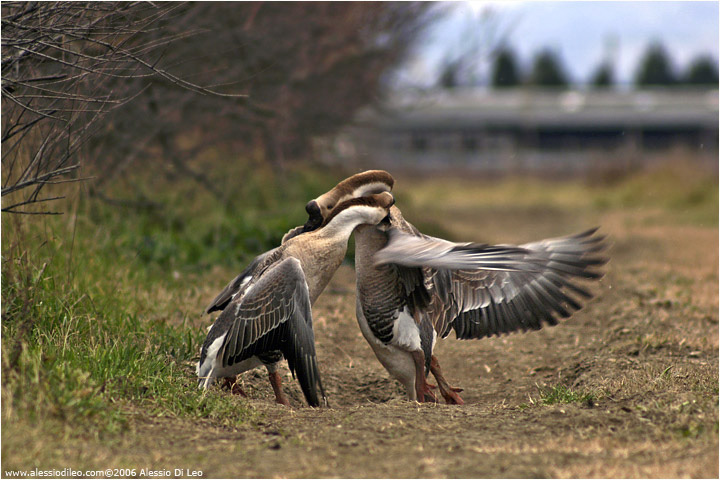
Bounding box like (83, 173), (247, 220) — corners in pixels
(397, 1), (719, 88)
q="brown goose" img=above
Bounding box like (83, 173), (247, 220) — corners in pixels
(202, 171), (395, 404)
(305, 172), (608, 404)
(197, 192), (395, 407)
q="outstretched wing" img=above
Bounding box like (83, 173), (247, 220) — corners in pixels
(374, 228), (532, 271)
(375, 227), (608, 339)
(204, 257), (325, 406)
(439, 228), (608, 339)
(205, 249), (279, 314)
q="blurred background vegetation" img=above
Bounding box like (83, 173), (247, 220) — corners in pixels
(1, 0), (717, 441)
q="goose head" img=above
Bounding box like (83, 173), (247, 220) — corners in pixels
(319, 191), (395, 233)
(302, 170), (395, 232)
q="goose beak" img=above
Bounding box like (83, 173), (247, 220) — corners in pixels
(303, 200), (323, 232)
(377, 210), (392, 230)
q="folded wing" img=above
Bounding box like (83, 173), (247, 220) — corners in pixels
(204, 257), (325, 406)
(205, 249), (279, 314)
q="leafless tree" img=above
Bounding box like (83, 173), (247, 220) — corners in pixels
(88, 3), (434, 200)
(2, 2), (433, 213)
(1, 2), (243, 214)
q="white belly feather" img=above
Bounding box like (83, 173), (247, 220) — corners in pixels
(197, 332), (264, 388)
(390, 307), (422, 351)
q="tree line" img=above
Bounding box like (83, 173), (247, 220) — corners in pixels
(440, 42), (718, 89)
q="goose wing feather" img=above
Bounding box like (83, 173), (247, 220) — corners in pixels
(205, 248), (280, 314)
(439, 228), (608, 339)
(202, 256), (325, 406)
(374, 228), (532, 271)
(374, 227), (608, 340)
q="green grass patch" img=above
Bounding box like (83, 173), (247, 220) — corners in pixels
(400, 156), (718, 228)
(78, 163), (342, 276)
(1, 225), (254, 434)
(538, 385), (599, 406)
(589, 159), (718, 226)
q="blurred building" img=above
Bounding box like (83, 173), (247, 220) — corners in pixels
(328, 88), (719, 175)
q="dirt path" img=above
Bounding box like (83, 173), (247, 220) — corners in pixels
(135, 206), (716, 478)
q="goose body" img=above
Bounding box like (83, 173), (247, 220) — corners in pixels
(360, 207), (607, 402)
(354, 220), (434, 399)
(305, 171), (608, 404)
(197, 192), (395, 406)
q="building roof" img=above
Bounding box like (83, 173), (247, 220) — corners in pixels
(362, 88), (719, 131)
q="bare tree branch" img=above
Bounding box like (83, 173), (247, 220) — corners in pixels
(3, 164), (80, 196)
(2, 2), (434, 214)
(1, 1), (248, 214)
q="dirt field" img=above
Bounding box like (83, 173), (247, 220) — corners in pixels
(185, 197), (717, 478)
(3, 173), (717, 478)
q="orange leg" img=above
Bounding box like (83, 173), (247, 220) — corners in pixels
(268, 370), (291, 406)
(430, 355), (464, 405)
(412, 351), (438, 403)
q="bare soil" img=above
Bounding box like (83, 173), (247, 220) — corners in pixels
(4, 183), (718, 478)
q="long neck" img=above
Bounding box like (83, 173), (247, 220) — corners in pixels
(316, 208), (376, 242)
(285, 216), (365, 303)
(287, 207), (383, 302)
(284, 235), (347, 304)
(353, 224), (388, 277)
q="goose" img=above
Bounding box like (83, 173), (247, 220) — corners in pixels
(197, 192), (396, 407)
(202, 170), (395, 404)
(304, 172), (608, 404)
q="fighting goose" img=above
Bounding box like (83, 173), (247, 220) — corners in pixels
(197, 192), (396, 407)
(202, 170), (395, 403)
(304, 173), (607, 404)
